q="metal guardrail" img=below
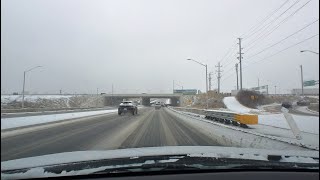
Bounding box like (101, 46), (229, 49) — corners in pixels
(171, 107), (258, 127)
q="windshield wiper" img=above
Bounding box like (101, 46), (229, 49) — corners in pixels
(3, 155), (318, 177)
(91, 157), (318, 175)
(93, 163), (202, 174)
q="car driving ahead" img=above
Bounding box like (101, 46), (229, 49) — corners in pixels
(118, 101), (138, 115)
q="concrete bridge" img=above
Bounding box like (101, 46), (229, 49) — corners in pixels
(103, 94), (182, 106)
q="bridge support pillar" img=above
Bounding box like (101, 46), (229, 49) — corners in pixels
(142, 97), (151, 106)
(170, 97), (181, 106)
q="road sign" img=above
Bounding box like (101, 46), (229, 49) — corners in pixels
(250, 85), (268, 91)
(303, 80), (318, 87)
(173, 89), (197, 95)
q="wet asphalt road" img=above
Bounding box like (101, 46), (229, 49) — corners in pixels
(1, 107), (220, 161)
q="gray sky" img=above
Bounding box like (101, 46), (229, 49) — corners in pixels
(1, 0), (319, 94)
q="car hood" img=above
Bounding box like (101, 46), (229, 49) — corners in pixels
(2, 146), (319, 171)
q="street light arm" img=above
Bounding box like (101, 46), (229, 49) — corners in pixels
(25, 66), (42, 73)
(187, 59), (206, 67)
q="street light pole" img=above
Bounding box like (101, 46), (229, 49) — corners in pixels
(186, 58), (208, 109)
(22, 66), (42, 108)
(300, 65), (304, 96)
(173, 80), (174, 93)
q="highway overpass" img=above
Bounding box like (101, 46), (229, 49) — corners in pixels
(103, 94), (182, 106)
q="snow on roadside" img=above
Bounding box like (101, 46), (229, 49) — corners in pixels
(223, 96), (319, 134)
(169, 107), (318, 150)
(258, 114), (319, 134)
(1, 95), (74, 104)
(296, 106), (319, 115)
(223, 96), (261, 113)
(1, 109), (117, 130)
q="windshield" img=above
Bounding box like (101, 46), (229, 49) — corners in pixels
(1, 0), (319, 179)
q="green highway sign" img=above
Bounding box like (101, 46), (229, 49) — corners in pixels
(303, 80), (318, 87)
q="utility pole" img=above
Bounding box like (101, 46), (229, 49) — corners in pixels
(235, 63), (239, 90)
(208, 72), (213, 91)
(96, 88), (99, 107)
(258, 78), (260, 87)
(215, 62), (222, 93)
(173, 80), (174, 93)
(205, 64), (208, 94)
(237, 38), (243, 90)
(274, 86), (277, 95)
(300, 65), (304, 96)
(111, 84), (114, 106)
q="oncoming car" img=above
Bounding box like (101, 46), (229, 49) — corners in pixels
(118, 101), (138, 115)
(155, 103), (161, 110)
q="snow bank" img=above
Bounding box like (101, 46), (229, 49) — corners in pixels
(258, 114), (319, 134)
(223, 96), (261, 113)
(169, 107), (318, 150)
(1, 95), (74, 104)
(1, 109), (117, 130)
(296, 106), (319, 115)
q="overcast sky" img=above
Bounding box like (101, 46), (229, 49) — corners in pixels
(1, 0), (319, 94)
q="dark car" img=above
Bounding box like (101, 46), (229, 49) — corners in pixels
(155, 103), (161, 110)
(297, 100), (311, 106)
(281, 101), (292, 109)
(118, 101), (138, 115)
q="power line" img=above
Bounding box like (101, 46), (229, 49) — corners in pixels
(218, 0), (311, 84)
(219, 43), (238, 63)
(221, 69), (237, 82)
(221, 34), (319, 82)
(244, 0), (301, 46)
(243, 34), (319, 68)
(221, 1), (291, 68)
(219, 65), (236, 79)
(220, 52), (238, 70)
(219, 0), (290, 68)
(245, 19), (319, 61)
(241, 0), (291, 39)
(220, 48), (238, 65)
(219, 52), (242, 80)
(245, 0), (312, 51)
